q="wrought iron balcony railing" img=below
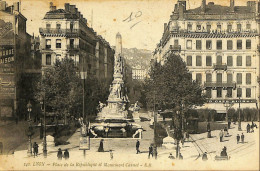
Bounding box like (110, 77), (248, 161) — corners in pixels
(66, 45), (80, 50)
(39, 28), (79, 35)
(204, 81), (236, 90)
(213, 63), (227, 71)
(169, 45), (181, 51)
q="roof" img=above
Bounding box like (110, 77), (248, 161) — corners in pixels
(44, 9), (79, 20)
(186, 5), (251, 14)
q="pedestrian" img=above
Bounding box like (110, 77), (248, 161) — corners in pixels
(224, 127), (228, 137)
(236, 134), (240, 144)
(220, 146), (227, 157)
(207, 129), (211, 138)
(250, 124), (254, 133)
(207, 122), (210, 132)
(110, 150), (113, 160)
(179, 153), (183, 160)
(136, 140), (140, 154)
(247, 123), (250, 133)
(154, 146), (158, 159)
(168, 153), (175, 159)
(98, 139), (104, 152)
(219, 130), (224, 142)
(148, 144), (153, 159)
(202, 152), (208, 161)
(0, 142), (3, 154)
(57, 148), (62, 160)
(241, 133), (244, 143)
(64, 149), (69, 160)
(33, 142), (39, 157)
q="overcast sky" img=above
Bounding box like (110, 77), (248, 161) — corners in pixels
(5, 0), (250, 51)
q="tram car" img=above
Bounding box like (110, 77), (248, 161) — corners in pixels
(185, 117), (199, 134)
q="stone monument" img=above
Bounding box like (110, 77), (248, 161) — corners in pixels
(97, 33), (129, 120)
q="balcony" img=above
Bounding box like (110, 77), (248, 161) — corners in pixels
(66, 45), (79, 51)
(169, 45), (181, 51)
(39, 28), (78, 36)
(204, 81), (236, 90)
(213, 64), (227, 71)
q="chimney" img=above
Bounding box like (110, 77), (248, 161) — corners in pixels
(201, 0), (206, 13)
(174, 4), (178, 13)
(65, 3), (70, 12)
(13, 2), (19, 12)
(247, 1), (256, 12)
(0, 1), (6, 11)
(230, 0), (235, 12)
(69, 5), (76, 13)
(178, 0), (185, 20)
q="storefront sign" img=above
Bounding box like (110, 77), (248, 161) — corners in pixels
(79, 136), (90, 150)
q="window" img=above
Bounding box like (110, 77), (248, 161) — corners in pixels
(46, 39), (51, 49)
(174, 39), (179, 46)
(237, 88), (242, 97)
(227, 56), (233, 66)
(188, 24), (192, 31)
(197, 25), (201, 31)
(56, 23), (61, 29)
(217, 40), (222, 50)
(246, 24), (251, 30)
(196, 56), (202, 66)
(70, 39), (74, 48)
(206, 88), (212, 98)
(196, 40), (202, 50)
(206, 25), (211, 32)
(56, 39), (61, 48)
(186, 56), (192, 66)
(227, 88), (232, 98)
(227, 24), (232, 32)
(227, 40), (233, 50)
(186, 40), (192, 49)
(46, 23), (51, 29)
(237, 40), (242, 49)
(217, 88), (222, 98)
(217, 73), (222, 83)
(206, 40), (212, 49)
(237, 24), (242, 31)
(246, 88), (251, 98)
(217, 24), (221, 30)
(237, 73), (242, 84)
(196, 73), (202, 84)
(217, 56), (222, 65)
(206, 56), (212, 66)
(237, 56), (242, 66)
(227, 73), (233, 83)
(206, 73), (212, 82)
(246, 73), (251, 85)
(46, 54), (51, 65)
(70, 22), (74, 30)
(246, 40), (251, 49)
(246, 56), (251, 66)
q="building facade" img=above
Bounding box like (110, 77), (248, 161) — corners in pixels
(0, 1), (33, 118)
(39, 3), (114, 84)
(132, 67), (147, 80)
(153, 0), (260, 113)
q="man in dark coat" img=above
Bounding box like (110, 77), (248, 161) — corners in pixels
(202, 152), (208, 161)
(64, 149), (69, 160)
(207, 122), (210, 131)
(148, 145), (153, 159)
(236, 134), (240, 144)
(136, 140), (140, 154)
(241, 133), (244, 143)
(220, 146), (227, 157)
(33, 142), (39, 157)
(57, 148), (62, 160)
(98, 139), (104, 152)
(247, 123), (250, 133)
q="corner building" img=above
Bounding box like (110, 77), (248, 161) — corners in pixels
(153, 0), (260, 113)
(39, 3), (114, 83)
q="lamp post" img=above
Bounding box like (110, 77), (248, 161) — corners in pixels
(238, 87), (242, 131)
(27, 101), (32, 157)
(174, 106), (182, 158)
(223, 100), (234, 123)
(40, 94), (47, 157)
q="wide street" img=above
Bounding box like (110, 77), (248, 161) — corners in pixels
(0, 112), (259, 170)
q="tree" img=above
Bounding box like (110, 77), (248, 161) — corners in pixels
(35, 57), (83, 120)
(144, 53), (206, 112)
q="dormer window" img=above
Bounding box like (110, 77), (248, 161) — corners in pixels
(46, 23), (51, 29)
(196, 25), (201, 31)
(56, 23), (61, 29)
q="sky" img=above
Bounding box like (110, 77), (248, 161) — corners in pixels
(5, 0), (251, 51)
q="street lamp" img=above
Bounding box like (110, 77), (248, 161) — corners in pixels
(238, 87), (242, 131)
(27, 101), (32, 157)
(223, 100), (234, 123)
(40, 94), (47, 157)
(174, 105), (182, 159)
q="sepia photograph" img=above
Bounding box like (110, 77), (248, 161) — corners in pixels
(0, 0), (259, 170)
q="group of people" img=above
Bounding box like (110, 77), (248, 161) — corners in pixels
(247, 121), (258, 133)
(57, 148), (70, 160)
(236, 133), (245, 144)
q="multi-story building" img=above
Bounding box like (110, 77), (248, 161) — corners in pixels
(153, 0), (260, 114)
(132, 66), (147, 80)
(0, 1), (33, 118)
(39, 3), (114, 84)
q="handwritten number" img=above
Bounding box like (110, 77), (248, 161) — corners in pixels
(123, 11), (142, 29)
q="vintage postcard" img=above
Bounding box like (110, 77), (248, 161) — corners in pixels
(0, 0), (259, 170)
